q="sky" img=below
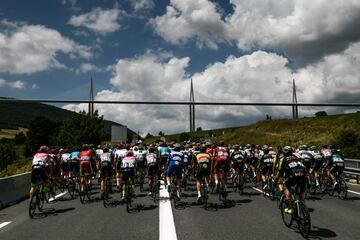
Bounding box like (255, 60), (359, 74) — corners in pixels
(0, 0), (360, 136)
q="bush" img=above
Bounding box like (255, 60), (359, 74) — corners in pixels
(179, 132), (191, 142)
(315, 111), (327, 117)
(332, 130), (360, 158)
(0, 142), (16, 171)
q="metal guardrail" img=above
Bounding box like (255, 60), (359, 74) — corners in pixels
(344, 158), (360, 184)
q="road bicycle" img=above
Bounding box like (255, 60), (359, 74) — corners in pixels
(79, 173), (92, 204)
(280, 184), (311, 238)
(261, 173), (276, 200)
(231, 167), (245, 195)
(102, 175), (112, 208)
(217, 165), (228, 205)
(29, 177), (46, 218)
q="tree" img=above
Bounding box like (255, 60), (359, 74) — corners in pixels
(144, 133), (153, 139)
(57, 110), (105, 148)
(197, 127), (202, 131)
(27, 116), (58, 153)
(179, 132), (191, 142)
(14, 132), (26, 145)
(158, 131), (164, 136)
(0, 141), (17, 171)
(315, 111), (327, 117)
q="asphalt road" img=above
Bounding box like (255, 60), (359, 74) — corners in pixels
(1, 179), (360, 240)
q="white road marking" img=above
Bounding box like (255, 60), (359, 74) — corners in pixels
(48, 191), (68, 202)
(159, 181), (178, 240)
(0, 221), (12, 229)
(348, 190), (360, 196)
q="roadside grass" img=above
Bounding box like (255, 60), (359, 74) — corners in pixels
(0, 145), (32, 178)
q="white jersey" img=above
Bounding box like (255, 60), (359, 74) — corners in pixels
(61, 153), (71, 163)
(134, 149), (147, 162)
(115, 149), (127, 160)
(146, 153), (157, 165)
(121, 156), (136, 169)
(32, 153), (50, 167)
(100, 152), (112, 163)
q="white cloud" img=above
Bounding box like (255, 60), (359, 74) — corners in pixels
(132, 0), (155, 12)
(150, 0), (230, 50)
(8, 80), (26, 89)
(64, 42), (360, 135)
(0, 78), (6, 87)
(151, 0), (360, 64)
(0, 21), (93, 74)
(68, 7), (123, 35)
(75, 63), (105, 74)
(31, 84), (40, 89)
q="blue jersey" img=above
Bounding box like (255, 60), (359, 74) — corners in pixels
(70, 151), (80, 161)
(159, 147), (171, 158)
(169, 151), (184, 164)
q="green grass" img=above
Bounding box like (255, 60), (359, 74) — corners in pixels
(145, 112), (360, 148)
(0, 145), (32, 178)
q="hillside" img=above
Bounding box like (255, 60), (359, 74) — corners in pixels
(145, 112), (360, 150)
(0, 97), (137, 139)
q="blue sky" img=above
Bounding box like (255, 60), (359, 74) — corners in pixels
(1, 0), (360, 135)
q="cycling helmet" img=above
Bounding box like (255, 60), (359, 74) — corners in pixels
(310, 145), (317, 151)
(148, 147), (155, 153)
(82, 144), (89, 150)
(103, 147), (109, 153)
(245, 144), (251, 149)
(200, 144), (207, 153)
(262, 144), (269, 151)
(39, 145), (49, 153)
(173, 143), (181, 151)
(283, 146), (292, 156)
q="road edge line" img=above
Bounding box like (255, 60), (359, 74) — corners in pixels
(159, 180), (178, 240)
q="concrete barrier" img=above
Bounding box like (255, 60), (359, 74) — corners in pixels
(0, 172), (31, 209)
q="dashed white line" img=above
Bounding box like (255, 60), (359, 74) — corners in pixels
(159, 181), (178, 240)
(0, 221), (12, 229)
(48, 191), (68, 202)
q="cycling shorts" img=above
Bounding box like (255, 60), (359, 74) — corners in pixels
(136, 161), (145, 169)
(100, 162), (112, 178)
(166, 161), (182, 179)
(31, 166), (48, 184)
(80, 161), (91, 175)
(61, 162), (69, 172)
(261, 165), (273, 176)
(214, 160), (229, 174)
(122, 169), (135, 183)
(284, 176), (305, 194)
(312, 160), (324, 172)
(330, 165), (344, 175)
(147, 164), (157, 177)
(70, 161), (79, 174)
(196, 163), (210, 181)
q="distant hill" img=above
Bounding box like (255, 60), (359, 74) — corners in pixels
(0, 97), (137, 140)
(145, 112), (360, 157)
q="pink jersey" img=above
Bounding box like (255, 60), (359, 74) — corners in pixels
(32, 153), (50, 166)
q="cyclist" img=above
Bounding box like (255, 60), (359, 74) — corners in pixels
(158, 143), (171, 178)
(146, 147), (158, 196)
(60, 149), (71, 180)
(309, 146), (324, 186)
(213, 141), (230, 190)
(298, 145), (313, 173)
(244, 144), (256, 178)
(230, 145), (246, 184)
(166, 143), (184, 199)
(195, 145), (212, 202)
(326, 149), (345, 188)
(29, 146), (51, 199)
(79, 144), (94, 184)
(69, 147), (81, 179)
(275, 146), (307, 214)
(259, 145), (275, 190)
(133, 145), (147, 187)
(99, 147), (113, 199)
(120, 151), (136, 200)
(114, 144), (127, 190)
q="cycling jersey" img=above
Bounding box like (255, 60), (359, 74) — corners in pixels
(100, 152), (112, 163)
(80, 150), (93, 174)
(121, 156), (136, 171)
(146, 153), (157, 166)
(180, 150), (191, 166)
(115, 149), (127, 160)
(167, 151), (184, 179)
(329, 154), (345, 174)
(32, 153), (50, 167)
(299, 150), (313, 171)
(134, 149), (147, 162)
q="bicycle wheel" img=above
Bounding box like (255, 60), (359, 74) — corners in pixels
(280, 199), (293, 227)
(67, 178), (76, 199)
(269, 179), (276, 201)
(79, 181), (86, 204)
(338, 178), (347, 200)
(203, 185), (209, 209)
(126, 185), (132, 212)
(238, 174), (244, 195)
(29, 191), (38, 218)
(103, 180), (110, 208)
(297, 202), (311, 238)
